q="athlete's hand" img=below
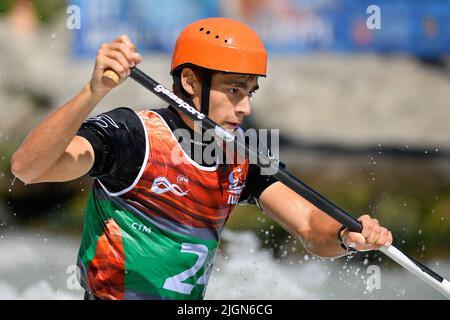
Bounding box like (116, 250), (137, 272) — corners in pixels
(340, 214), (393, 252)
(90, 35), (142, 96)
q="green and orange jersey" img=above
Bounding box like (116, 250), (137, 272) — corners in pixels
(76, 107), (279, 300)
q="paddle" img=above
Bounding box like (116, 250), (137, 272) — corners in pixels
(103, 67), (450, 299)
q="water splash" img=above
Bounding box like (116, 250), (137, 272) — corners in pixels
(0, 228), (446, 299)
(8, 177), (17, 193)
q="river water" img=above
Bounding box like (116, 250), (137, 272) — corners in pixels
(0, 228), (448, 300)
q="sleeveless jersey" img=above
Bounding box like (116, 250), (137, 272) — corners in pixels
(77, 110), (249, 300)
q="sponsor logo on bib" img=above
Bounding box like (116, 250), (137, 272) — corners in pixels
(151, 176), (189, 197)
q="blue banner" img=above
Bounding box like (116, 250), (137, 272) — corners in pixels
(71, 0), (219, 57)
(71, 0), (450, 57)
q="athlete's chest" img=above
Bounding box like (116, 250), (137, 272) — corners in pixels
(129, 111), (249, 208)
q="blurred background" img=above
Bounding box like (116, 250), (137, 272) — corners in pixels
(0, 0), (450, 299)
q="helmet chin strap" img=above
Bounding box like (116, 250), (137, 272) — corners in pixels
(200, 70), (212, 117)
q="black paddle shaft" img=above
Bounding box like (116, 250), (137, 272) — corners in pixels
(129, 67), (363, 233)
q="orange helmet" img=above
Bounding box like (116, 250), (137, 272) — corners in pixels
(171, 17), (267, 76)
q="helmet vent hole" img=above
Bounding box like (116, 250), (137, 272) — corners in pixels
(206, 31), (211, 35)
(215, 35), (219, 39)
(199, 27), (204, 31)
(224, 39), (228, 43)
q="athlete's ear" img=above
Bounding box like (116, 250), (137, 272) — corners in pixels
(180, 67), (200, 96)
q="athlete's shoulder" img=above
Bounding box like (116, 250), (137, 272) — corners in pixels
(77, 107), (148, 187)
(85, 107), (140, 129)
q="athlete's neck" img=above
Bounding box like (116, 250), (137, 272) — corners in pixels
(162, 106), (216, 167)
(177, 110), (196, 131)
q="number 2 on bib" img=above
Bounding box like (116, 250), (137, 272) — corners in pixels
(163, 243), (209, 295)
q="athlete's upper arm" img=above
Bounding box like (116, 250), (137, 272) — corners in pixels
(32, 135), (95, 183)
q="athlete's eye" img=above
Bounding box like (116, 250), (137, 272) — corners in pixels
(228, 88), (239, 95)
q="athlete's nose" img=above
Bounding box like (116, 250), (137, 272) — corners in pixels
(236, 96), (251, 117)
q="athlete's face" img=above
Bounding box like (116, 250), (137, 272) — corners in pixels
(208, 73), (259, 131)
(178, 68), (259, 132)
